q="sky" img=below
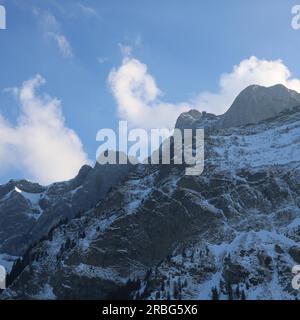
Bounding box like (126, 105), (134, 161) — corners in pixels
(0, 0), (300, 184)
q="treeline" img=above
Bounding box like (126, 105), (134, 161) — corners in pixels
(4, 210), (83, 288)
(211, 282), (247, 300)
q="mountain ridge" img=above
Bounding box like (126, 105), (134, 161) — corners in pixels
(175, 84), (300, 132)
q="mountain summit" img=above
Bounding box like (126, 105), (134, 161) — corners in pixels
(175, 84), (300, 132)
(219, 84), (300, 128)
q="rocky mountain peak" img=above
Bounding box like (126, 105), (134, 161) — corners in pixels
(175, 109), (219, 133)
(218, 84), (300, 128)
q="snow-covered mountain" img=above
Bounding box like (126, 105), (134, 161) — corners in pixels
(1, 84), (300, 300)
(0, 160), (133, 265)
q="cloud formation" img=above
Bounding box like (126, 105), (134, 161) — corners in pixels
(77, 4), (99, 18)
(108, 55), (300, 129)
(108, 56), (190, 129)
(47, 32), (73, 58)
(0, 75), (89, 185)
(33, 8), (73, 59)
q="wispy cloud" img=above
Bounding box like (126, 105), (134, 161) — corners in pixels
(0, 75), (90, 184)
(97, 56), (110, 64)
(118, 35), (142, 58)
(77, 3), (99, 18)
(47, 32), (73, 59)
(33, 8), (74, 59)
(118, 43), (133, 57)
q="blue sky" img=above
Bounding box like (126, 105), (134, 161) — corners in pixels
(0, 0), (300, 184)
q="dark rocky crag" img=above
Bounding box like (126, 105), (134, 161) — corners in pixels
(0, 159), (134, 258)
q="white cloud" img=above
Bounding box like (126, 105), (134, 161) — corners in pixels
(108, 55), (300, 129)
(0, 75), (90, 185)
(108, 57), (190, 129)
(47, 32), (73, 59)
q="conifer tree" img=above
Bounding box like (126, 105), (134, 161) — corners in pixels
(241, 290), (246, 300)
(211, 287), (219, 300)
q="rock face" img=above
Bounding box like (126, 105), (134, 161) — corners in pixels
(218, 84), (300, 129)
(0, 161), (134, 260)
(175, 84), (300, 133)
(1, 84), (300, 300)
(175, 110), (219, 134)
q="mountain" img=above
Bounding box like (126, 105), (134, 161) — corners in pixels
(218, 84), (300, 128)
(0, 159), (134, 269)
(175, 110), (219, 135)
(175, 84), (300, 132)
(1, 84), (300, 300)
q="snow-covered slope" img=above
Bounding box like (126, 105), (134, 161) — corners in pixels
(212, 106), (300, 170)
(0, 161), (133, 266)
